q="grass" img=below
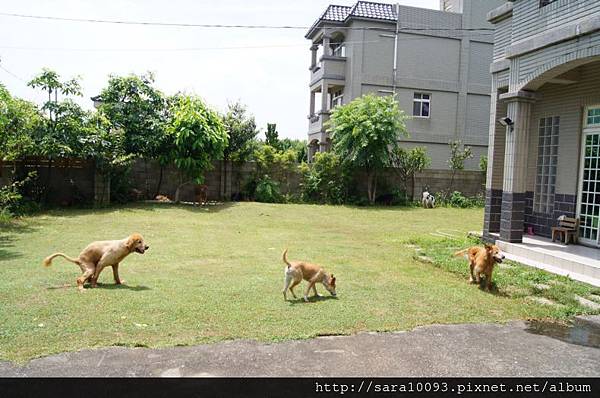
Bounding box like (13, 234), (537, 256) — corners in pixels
(0, 202), (598, 363)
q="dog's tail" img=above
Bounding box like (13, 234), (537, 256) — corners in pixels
(43, 253), (80, 267)
(453, 248), (469, 258)
(282, 249), (292, 268)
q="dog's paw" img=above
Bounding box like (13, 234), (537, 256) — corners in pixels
(116, 279), (126, 285)
(303, 296), (309, 302)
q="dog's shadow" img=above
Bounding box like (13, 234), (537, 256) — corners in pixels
(46, 283), (151, 292)
(286, 295), (338, 305)
(92, 283), (151, 291)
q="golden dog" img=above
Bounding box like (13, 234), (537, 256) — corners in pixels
(282, 249), (336, 302)
(43, 233), (149, 291)
(454, 244), (504, 290)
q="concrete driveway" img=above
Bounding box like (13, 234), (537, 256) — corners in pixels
(1, 316), (598, 377)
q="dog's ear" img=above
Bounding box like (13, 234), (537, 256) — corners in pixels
(330, 274), (336, 286)
(125, 235), (136, 251)
(484, 243), (492, 251)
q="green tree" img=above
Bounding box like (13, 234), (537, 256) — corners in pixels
(279, 138), (308, 163)
(99, 72), (171, 197)
(328, 94), (408, 203)
(447, 140), (473, 191)
(222, 101), (258, 162)
(168, 95), (228, 202)
(28, 69), (88, 200)
(391, 146), (431, 201)
(299, 151), (348, 204)
(0, 85), (41, 161)
(265, 123), (280, 150)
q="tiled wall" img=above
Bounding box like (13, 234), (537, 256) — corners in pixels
(524, 191), (577, 237)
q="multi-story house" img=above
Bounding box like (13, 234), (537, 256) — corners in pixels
(483, 0), (600, 251)
(305, 0), (504, 169)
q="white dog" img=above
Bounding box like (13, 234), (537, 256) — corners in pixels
(422, 192), (435, 208)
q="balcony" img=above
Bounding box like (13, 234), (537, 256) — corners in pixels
(308, 110), (330, 135)
(310, 55), (346, 85)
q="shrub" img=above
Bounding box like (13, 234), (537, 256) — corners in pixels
(0, 172), (37, 216)
(254, 175), (283, 203)
(436, 190), (485, 208)
(299, 152), (348, 204)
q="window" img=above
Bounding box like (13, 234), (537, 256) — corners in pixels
(540, 0), (558, 7)
(413, 93), (430, 118)
(332, 43), (345, 57)
(534, 116), (559, 213)
(331, 89), (343, 108)
(586, 107), (600, 127)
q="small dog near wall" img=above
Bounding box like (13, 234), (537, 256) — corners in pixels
(454, 244), (505, 290)
(282, 249), (336, 302)
(422, 191), (435, 208)
(43, 233), (149, 291)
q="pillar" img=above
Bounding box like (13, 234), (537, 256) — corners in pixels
(321, 81), (328, 112)
(322, 35), (331, 57)
(309, 90), (316, 116)
(310, 44), (318, 70)
(483, 89), (506, 237)
(498, 91), (536, 243)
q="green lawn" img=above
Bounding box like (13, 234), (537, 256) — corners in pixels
(0, 202), (598, 362)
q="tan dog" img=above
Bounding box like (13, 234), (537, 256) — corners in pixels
(454, 244), (504, 290)
(282, 249), (336, 302)
(43, 233), (149, 291)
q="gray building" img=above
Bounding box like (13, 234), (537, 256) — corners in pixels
(483, 0), (600, 245)
(305, 0), (504, 168)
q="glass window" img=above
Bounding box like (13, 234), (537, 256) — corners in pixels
(534, 116), (559, 214)
(413, 93), (431, 118)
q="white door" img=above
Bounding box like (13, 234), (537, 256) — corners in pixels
(577, 106), (600, 247)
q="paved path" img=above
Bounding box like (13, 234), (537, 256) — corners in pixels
(1, 316), (599, 377)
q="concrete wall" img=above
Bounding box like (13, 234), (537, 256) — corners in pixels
(0, 158), (98, 206)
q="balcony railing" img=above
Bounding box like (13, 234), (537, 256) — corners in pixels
(310, 55), (346, 84)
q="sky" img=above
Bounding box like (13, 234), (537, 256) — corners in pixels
(0, 0), (439, 139)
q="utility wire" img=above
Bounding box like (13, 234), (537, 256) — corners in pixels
(0, 11), (494, 33)
(0, 35), (448, 53)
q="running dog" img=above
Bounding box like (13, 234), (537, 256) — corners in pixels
(43, 233), (149, 291)
(454, 244), (504, 290)
(282, 249), (336, 302)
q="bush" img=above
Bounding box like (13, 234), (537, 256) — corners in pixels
(436, 190), (485, 208)
(0, 172), (37, 216)
(299, 152), (348, 204)
(254, 175), (283, 203)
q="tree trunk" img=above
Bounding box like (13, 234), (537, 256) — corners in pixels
(154, 164), (164, 198)
(143, 159), (149, 199)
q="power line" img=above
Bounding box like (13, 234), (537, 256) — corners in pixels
(0, 11), (494, 33)
(0, 60), (27, 83)
(0, 35), (446, 54)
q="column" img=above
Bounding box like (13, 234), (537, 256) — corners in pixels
(499, 91), (536, 243)
(309, 90), (315, 116)
(322, 35), (331, 57)
(483, 89), (506, 237)
(310, 44), (318, 70)
(321, 81), (328, 113)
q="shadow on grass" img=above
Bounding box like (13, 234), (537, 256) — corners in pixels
(286, 295), (339, 305)
(92, 283), (152, 291)
(46, 283), (151, 292)
(0, 220), (39, 263)
(39, 201), (238, 219)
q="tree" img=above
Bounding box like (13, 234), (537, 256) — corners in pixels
(99, 72), (170, 196)
(265, 123), (280, 150)
(328, 94), (408, 203)
(28, 69), (88, 200)
(168, 95), (228, 202)
(222, 101), (258, 162)
(279, 138), (308, 163)
(0, 85), (41, 162)
(391, 146), (431, 201)
(447, 140), (473, 191)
